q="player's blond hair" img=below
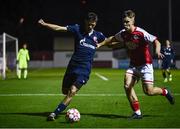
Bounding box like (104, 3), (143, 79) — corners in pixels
(123, 10), (135, 19)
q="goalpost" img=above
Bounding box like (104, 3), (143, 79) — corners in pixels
(0, 32), (18, 79)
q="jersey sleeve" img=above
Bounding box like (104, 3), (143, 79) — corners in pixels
(26, 50), (30, 61)
(97, 32), (106, 43)
(142, 30), (157, 43)
(66, 24), (79, 33)
(114, 30), (124, 42)
(17, 49), (21, 61)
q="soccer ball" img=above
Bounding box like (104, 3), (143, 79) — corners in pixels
(65, 108), (80, 122)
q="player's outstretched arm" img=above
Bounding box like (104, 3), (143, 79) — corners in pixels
(97, 36), (123, 49)
(38, 19), (67, 32)
(97, 36), (116, 48)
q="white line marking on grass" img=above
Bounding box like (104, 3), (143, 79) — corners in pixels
(0, 93), (180, 97)
(95, 72), (109, 81)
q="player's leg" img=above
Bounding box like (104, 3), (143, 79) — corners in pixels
(59, 75), (87, 110)
(162, 61), (170, 82)
(24, 68), (28, 79)
(54, 84), (79, 115)
(47, 74), (87, 121)
(143, 83), (163, 95)
(166, 68), (172, 81)
(162, 69), (168, 82)
(17, 61), (23, 79)
(17, 68), (21, 79)
(165, 60), (172, 81)
(48, 85), (79, 121)
(47, 73), (73, 121)
(124, 69), (142, 119)
(23, 63), (28, 79)
(143, 83), (175, 104)
(141, 64), (175, 104)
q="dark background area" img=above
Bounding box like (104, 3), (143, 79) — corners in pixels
(0, 0), (180, 52)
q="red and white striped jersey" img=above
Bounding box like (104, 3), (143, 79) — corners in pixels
(115, 27), (157, 66)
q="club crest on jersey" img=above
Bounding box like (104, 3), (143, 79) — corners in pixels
(126, 41), (138, 50)
(93, 36), (98, 43)
(133, 35), (139, 40)
(80, 39), (96, 49)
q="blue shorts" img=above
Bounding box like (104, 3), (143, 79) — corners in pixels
(162, 60), (171, 69)
(62, 60), (91, 90)
(62, 72), (88, 90)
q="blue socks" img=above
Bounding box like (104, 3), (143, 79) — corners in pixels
(53, 103), (67, 115)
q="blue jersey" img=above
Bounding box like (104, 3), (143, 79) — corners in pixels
(67, 24), (106, 62)
(161, 46), (175, 69)
(63, 24), (105, 87)
(62, 24), (106, 89)
(161, 46), (175, 61)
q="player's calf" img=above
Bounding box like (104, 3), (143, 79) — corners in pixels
(162, 88), (175, 105)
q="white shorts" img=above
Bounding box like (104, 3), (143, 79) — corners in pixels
(126, 64), (154, 84)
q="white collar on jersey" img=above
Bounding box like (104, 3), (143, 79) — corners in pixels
(88, 29), (94, 36)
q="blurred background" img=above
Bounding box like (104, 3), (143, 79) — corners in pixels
(0, 0), (180, 69)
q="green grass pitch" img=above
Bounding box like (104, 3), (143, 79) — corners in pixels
(0, 68), (180, 128)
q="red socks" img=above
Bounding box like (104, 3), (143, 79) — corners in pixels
(132, 101), (140, 111)
(162, 88), (167, 96)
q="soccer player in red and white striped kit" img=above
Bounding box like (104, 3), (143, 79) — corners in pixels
(97, 10), (175, 119)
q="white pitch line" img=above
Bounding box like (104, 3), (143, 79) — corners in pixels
(95, 72), (109, 81)
(0, 93), (180, 97)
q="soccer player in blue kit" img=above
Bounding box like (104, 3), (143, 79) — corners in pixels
(161, 40), (175, 82)
(38, 12), (106, 121)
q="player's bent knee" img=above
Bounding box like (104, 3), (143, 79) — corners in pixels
(67, 86), (77, 97)
(68, 90), (76, 97)
(124, 84), (131, 92)
(144, 89), (154, 96)
(143, 83), (155, 96)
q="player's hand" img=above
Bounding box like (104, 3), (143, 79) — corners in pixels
(38, 19), (45, 25)
(96, 43), (102, 49)
(156, 52), (164, 59)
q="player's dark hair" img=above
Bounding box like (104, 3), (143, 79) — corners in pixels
(123, 10), (135, 18)
(85, 12), (98, 22)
